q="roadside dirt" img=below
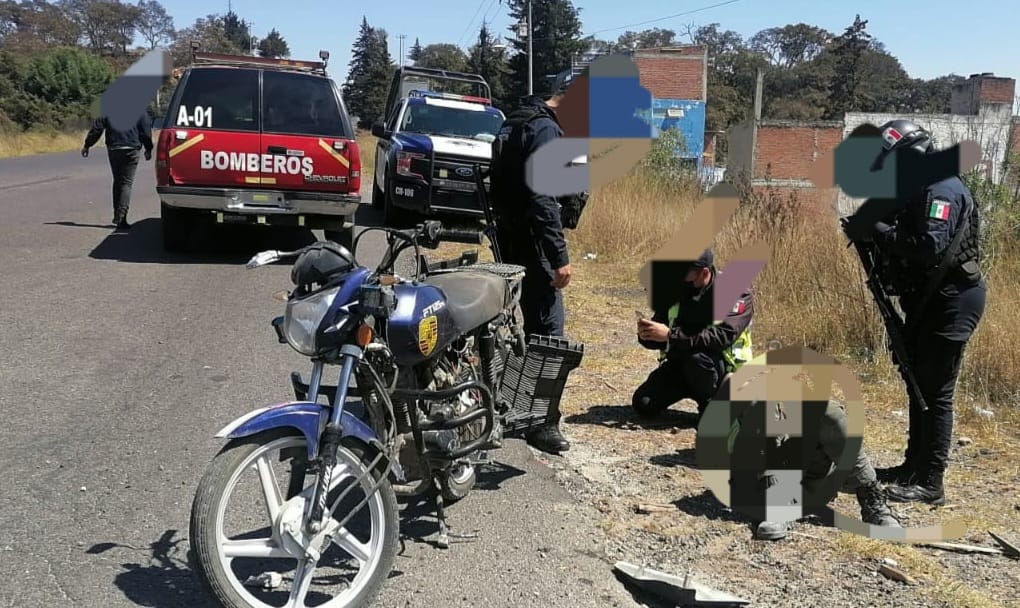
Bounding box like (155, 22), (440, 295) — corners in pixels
(545, 260), (1020, 608)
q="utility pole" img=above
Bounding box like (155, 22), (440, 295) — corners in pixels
(527, 0), (533, 95)
(397, 34), (406, 66)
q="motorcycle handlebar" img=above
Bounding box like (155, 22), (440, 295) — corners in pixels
(435, 228), (484, 245)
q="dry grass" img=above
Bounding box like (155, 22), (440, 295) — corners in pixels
(539, 165), (1020, 608)
(0, 129), (94, 158)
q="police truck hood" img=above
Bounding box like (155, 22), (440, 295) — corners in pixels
(393, 132), (492, 160)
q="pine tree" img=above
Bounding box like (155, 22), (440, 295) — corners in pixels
(342, 17), (395, 128)
(501, 0), (587, 105)
(825, 15), (872, 119)
(257, 28), (290, 58)
(408, 37), (423, 63)
(467, 23), (510, 105)
(222, 10), (252, 52)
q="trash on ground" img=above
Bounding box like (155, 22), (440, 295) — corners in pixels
(634, 503), (677, 514)
(878, 563), (916, 585)
(921, 541), (1002, 555)
(613, 561), (751, 606)
(243, 571), (283, 589)
(988, 531), (1020, 559)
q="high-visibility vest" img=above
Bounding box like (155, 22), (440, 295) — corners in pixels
(658, 302), (753, 373)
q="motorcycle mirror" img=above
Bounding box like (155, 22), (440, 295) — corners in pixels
(247, 250), (280, 269)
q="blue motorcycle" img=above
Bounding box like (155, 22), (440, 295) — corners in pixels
(188, 208), (584, 608)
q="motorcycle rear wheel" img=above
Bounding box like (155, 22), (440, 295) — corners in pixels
(189, 428), (398, 608)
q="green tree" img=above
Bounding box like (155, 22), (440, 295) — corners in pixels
(257, 27), (289, 58)
(408, 37), (422, 62)
(748, 23), (831, 69)
(60, 0), (142, 57)
(824, 14), (872, 118)
(170, 14), (243, 66)
(616, 28), (676, 50)
(416, 43), (468, 72)
(467, 23), (510, 104)
(221, 9), (252, 53)
(502, 0), (586, 104)
(342, 16), (394, 128)
(135, 0), (174, 49)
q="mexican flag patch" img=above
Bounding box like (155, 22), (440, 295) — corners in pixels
(928, 198), (951, 221)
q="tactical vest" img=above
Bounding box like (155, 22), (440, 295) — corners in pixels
(489, 103), (551, 221)
(489, 102), (589, 230)
(882, 186), (982, 295)
(658, 302), (754, 373)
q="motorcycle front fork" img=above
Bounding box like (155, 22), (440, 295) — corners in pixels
(305, 346), (361, 534)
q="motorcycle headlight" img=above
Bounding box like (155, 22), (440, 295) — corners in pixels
(283, 286), (340, 356)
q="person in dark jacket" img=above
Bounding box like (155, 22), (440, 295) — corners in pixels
(843, 119), (986, 505)
(633, 249), (754, 422)
(488, 72), (577, 454)
(82, 112), (153, 230)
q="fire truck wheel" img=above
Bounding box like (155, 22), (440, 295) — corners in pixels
(161, 203), (191, 253)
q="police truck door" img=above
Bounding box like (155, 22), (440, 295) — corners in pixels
(165, 67), (262, 188)
(258, 71), (357, 195)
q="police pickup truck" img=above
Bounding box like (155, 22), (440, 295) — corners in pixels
(370, 66), (504, 225)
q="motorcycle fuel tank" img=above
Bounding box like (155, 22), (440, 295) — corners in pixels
(386, 283), (459, 367)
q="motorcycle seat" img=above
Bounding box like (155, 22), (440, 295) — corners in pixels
(423, 270), (510, 332)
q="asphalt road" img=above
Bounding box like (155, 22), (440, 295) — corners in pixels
(0, 152), (646, 608)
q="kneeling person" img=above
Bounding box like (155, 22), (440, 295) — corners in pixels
(633, 249), (753, 420)
(731, 398), (902, 540)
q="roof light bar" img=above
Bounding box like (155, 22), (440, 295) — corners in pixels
(191, 51), (328, 76)
(407, 89), (491, 105)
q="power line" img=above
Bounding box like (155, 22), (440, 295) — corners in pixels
(522, 0), (746, 46)
(457, 0), (491, 47)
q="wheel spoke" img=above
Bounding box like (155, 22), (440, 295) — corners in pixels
(331, 526), (371, 564)
(287, 559), (315, 608)
(221, 538), (289, 559)
(254, 455), (284, 523)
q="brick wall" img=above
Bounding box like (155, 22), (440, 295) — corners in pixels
(753, 120), (843, 181)
(631, 46), (706, 101)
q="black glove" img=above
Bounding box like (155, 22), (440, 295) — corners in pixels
(842, 215), (879, 242)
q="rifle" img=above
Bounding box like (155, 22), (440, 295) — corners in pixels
(840, 216), (928, 412)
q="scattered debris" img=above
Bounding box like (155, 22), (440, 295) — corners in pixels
(881, 557), (898, 567)
(613, 561), (751, 606)
(80, 486), (86, 492)
(878, 563), (916, 585)
(921, 542), (1002, 556)
(634, 503), (676, 514)
(988, 531), (1020, 559)
(957, 437), (973, 446)
(583, 252), (598, 260)
(891, 410), (905, 417)
(972, 406), (994, 419)
(243, 571), (283, 589)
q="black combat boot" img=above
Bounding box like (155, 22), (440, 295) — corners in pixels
(526, 423), (570, 454)
(885, 469), (945, 505)
(876, 461), (918, 485)
(856, 481), (900, 526)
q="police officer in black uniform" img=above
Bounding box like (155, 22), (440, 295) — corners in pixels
(488, 71), (581, 454)
(844, 119), (986, 505)
(632, 249), (754, 423)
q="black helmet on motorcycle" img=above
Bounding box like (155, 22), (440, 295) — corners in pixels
(290, 241), (354, 290)
(871, 119), (934, 171)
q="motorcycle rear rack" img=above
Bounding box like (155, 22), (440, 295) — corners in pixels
(498, 335), (585, 438)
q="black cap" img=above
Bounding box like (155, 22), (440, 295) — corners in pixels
(691, 248), (713, 269)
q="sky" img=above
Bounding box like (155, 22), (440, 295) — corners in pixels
(159, 0), (1018, 85)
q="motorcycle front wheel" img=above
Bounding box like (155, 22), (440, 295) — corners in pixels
(189, 428), (399, 608)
